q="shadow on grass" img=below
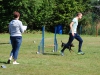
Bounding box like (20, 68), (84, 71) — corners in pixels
(0, 43), (10, 45)
(0, 61), (7, 64)
(43, 53), (60, 56)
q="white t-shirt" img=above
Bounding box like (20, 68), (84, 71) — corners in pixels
(69, 17), (78, 33)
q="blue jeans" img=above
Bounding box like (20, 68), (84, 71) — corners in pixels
(61, 33), (83, 52)
(10, 36), (22, 60)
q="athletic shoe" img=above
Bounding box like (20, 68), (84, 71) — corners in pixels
(78, 52), (85, 55)
(7, 59), (11, 64)
(13, 61), (19, 64)
(61, 51), (64, 56)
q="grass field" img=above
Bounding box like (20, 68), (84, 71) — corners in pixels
(0, 33), (100, 75)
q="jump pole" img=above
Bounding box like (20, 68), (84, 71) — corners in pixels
(54, 26), (58, 52)
(37, 26), (45, 54)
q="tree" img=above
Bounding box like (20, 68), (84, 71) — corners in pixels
(0, 0), (94, 34)
(51, 0), (88, 33)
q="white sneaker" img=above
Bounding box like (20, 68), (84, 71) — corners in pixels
(77, 52), (85, 55)
(61, 51), (64, 56)
(13, 61), (19, 64)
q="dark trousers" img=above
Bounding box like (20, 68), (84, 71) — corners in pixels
(10, 36), (22, 60)
(61, 33), (83, 52)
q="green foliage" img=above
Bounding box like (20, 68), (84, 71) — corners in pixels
(0, 0), (98, 34)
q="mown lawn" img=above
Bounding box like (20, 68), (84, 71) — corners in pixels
(0, 33), (100, 75)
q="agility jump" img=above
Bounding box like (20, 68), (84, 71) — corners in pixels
(37, 26), (58, 54)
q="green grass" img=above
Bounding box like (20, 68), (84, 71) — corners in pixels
(0, 33), (100, 75)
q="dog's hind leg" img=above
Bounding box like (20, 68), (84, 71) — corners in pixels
(69, 49), (74, 54)
(69, 46), (74, 54)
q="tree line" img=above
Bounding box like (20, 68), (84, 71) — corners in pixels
(0, 0), (100, 34)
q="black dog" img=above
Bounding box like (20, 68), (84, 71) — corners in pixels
(61, 40), (74, 53)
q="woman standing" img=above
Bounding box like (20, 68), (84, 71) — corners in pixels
(7, 11), (24, 64)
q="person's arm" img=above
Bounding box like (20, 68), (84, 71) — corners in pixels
(8, 24), (11, 34)
(19, 21), (24, 33)
(70, 21), (74, 36)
